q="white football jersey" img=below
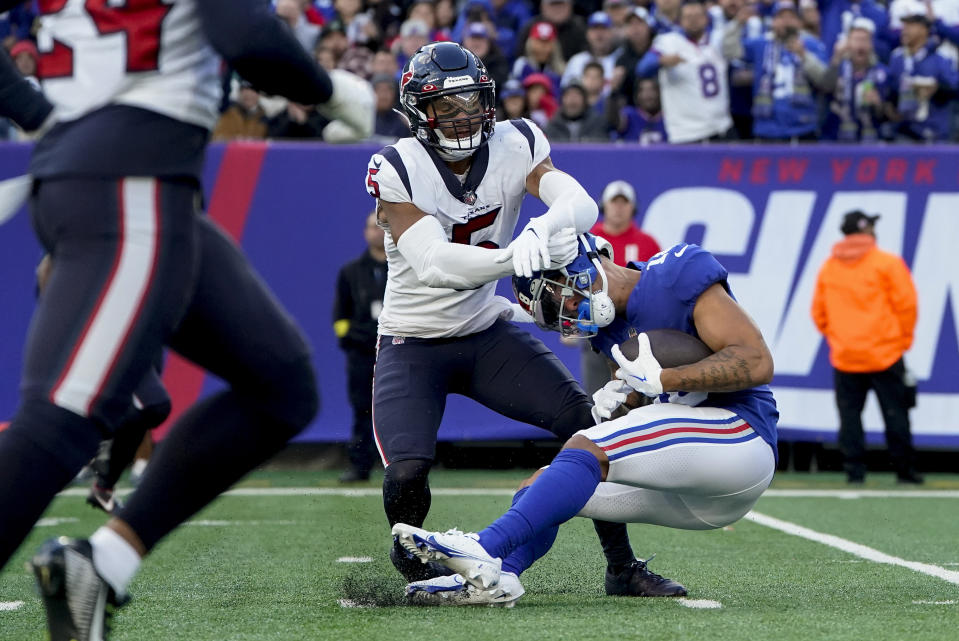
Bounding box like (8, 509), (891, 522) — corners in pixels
(36, 0), (221, 130)
(651, 32), (732, 143)
(365, 119), (550, 338)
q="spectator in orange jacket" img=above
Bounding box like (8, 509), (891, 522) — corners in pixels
(811, 211), (921, 485)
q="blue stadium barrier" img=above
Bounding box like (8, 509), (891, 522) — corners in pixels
(1, 142), (957, 446)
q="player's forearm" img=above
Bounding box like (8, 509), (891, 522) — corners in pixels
(397, 215), (513, 289)
(661, 345), (773, 393)
(535, 171), (599, 235)
(198, 0), (333, 105)
(0, 48), (53, 132)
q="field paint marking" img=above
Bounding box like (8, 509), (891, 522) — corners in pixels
(677, 598), (722, 609)
(912, 600), (957, 605)
(337, 557), (373, 563)
(55, 487), (959, 499)
(0, 601), (24, 612)
(762, 490), (959, 499)
(746, 511), (959, 586)
(184, 520), (297, 526)
(36, 517), (79, 527)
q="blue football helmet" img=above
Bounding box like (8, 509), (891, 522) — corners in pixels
(511, 233), (615, 338)
(399, 42), (496, 161)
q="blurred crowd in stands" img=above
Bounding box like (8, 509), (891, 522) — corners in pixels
(3, 0), (959, 144)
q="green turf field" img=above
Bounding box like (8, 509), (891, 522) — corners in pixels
(2, 470), (958, 641)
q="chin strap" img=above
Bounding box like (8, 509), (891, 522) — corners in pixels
(575, 237), (615, 332)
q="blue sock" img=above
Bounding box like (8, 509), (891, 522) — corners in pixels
(500, 487), (559, 576)
(479, 448), (601, 560)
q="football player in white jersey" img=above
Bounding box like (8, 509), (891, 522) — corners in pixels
(637, 0), (733, 143)
(365, 41), (686, 603)
(0, 0), (371, 639)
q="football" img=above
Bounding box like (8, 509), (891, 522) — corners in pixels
(618, 329), (713, 368)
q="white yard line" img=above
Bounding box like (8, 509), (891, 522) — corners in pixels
(0, 601), (24, 612)
(762, 489), (959, 499)
(55, 487), (959, 499)
(912, 600), (957, 605)
(336, 557), (374, 563)
(676, 598), (722, 609)
(745, 511), (959, 586)
(35, 517), (79, 527)
(184, 520), (297, 527)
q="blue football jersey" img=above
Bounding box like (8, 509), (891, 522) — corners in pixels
(590, 243), (779, 454)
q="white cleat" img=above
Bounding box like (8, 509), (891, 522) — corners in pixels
(406, 572), (525, 608)
(391, 523), (502, 589)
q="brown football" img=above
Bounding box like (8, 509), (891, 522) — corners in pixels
(618, 329), (713, 368)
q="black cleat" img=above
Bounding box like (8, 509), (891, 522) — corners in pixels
(30, 537), (128, 641)
(86, 484), (123, 515)
(338, 468), (371, 483)
(389, 538), (456, 582)
(605, 557), (688, 597)
(897, 470), (924, 485)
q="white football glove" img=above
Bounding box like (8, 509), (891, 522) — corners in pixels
(496, 216), (550, 278)
(591, 379), (633, 424)
(318, 69), (375, 142)
(611, 333), (664, 397)
(545, 227), (579, 269)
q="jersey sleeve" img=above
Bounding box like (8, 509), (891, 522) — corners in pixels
(661, 245), (729, 305)
(528, 118), (551, 168)
(365, 147), (413, 204)
(507, 118), (551, 174)
(591, 318), (632, 361)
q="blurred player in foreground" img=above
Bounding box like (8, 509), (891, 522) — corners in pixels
(395, 234), (778, 606)
(35, 254), (170, 514)
(367, 41), (685, 602)
(0, 1), (372, 639)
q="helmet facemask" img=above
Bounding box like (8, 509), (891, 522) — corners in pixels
(534, 267), (612, 338)
(515, 234), (616, 338)
(408, 87), (496, 161)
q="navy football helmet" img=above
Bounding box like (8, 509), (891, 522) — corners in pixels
(512, 234), (615, 338)
(398, 42), (496, 161)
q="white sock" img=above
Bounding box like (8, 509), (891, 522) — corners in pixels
(90, 527), (142, 597)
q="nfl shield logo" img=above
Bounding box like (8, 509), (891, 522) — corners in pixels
(463, 191), (477, 205)
(392, 336), (405, 345)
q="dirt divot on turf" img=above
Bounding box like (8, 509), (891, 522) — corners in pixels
(340, 567), (408, 607)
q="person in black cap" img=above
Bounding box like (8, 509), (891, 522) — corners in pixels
(811, 211), (922, 484)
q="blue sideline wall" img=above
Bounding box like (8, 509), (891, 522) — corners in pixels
(1, 142), (957, 446)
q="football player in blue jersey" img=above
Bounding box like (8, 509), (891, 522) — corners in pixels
(394, 233), (779, 604)
(367, 42), (687, 604)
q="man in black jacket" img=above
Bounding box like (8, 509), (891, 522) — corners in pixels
(334, 211), (388, 482)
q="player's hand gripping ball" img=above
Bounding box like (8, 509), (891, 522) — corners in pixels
(612, 329), (713, 397)
(611, 334), (663, 397)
